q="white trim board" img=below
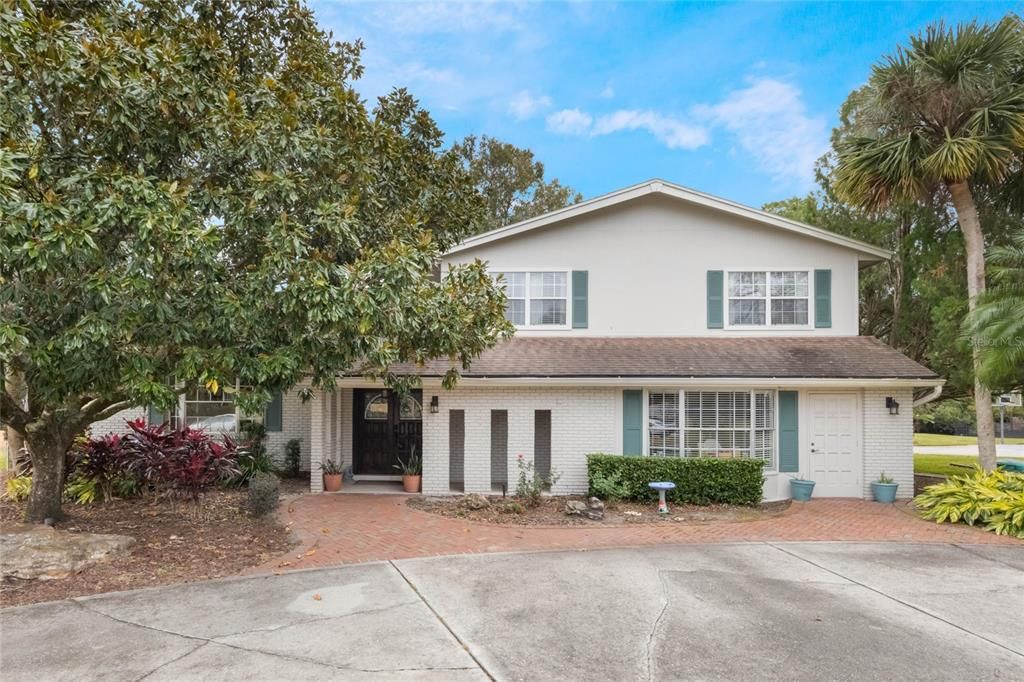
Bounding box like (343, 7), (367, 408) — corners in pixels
(447, 179), (892, 262)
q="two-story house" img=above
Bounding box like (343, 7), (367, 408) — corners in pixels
(92, 179), (942, 501)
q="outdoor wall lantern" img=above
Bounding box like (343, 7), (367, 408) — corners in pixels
(885, 397), (900, 415)
(430, 395), (439, 414)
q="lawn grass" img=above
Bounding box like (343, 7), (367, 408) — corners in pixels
(913, 433), (1024, 446)
(913, 454), (980, 477)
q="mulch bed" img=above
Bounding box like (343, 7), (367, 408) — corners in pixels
(0, 481), (306, 608)
(408, 495), (790, 527)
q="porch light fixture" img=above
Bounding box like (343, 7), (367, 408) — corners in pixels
(885, 397), (900, 415)
(430, 395), (439, 414)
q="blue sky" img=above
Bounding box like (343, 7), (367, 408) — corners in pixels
(309, 1), (1016, 208)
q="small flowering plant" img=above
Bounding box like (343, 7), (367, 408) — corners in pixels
(515, 453), (560, 508)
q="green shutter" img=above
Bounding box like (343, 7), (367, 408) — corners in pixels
(778, 391), (799, 473)
(572, 270), (589, 329)
(622, 390), (643, 456)
(814, 269), (832, 328)
(147, 405), (167, 425)
(264, 391), (284, 432)
(707, 270), (724, 329)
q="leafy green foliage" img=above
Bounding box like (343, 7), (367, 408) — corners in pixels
(284, 439), (302, 478)
(963, 231), (1024, 390)
(915, 468), (1024, 538)
(320, 459), (343, 476)
(0, 0), (511, 521)
(65, 476), (98, 506)
(588, 468), (630, 502)
(5, 476), (32, 501)
(515, 453), (559, 508)
(587, 454), (765, 506)
(234, 422), (272, 485)
(832, 17), (1024, 207)
(453, 135), (582, 230)
(247, 472), (280, 517)
(393, 446), (421, 476)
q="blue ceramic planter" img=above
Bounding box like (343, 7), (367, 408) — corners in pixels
(871, 481), (899, 503)
(790, 479), (815, 501)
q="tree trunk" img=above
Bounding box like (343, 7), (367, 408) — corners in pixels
(948, 181), (997, 472)
(24, 424), (73, 523)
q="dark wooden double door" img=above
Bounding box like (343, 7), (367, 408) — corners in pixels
(353, 389), (423, 475)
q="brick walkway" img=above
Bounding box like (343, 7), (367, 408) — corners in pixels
(249, 493), (1020, 574)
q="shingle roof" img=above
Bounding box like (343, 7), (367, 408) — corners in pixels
(388, 336), (938, 380)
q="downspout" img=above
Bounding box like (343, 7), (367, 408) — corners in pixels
(913, 385), (943, 408)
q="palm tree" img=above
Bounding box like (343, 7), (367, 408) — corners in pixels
(964, 231), (1024, 390)
(833, 16), (1024, 472)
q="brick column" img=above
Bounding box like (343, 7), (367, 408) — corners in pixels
(309, 389), (325, 494)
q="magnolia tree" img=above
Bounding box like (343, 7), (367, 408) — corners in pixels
(0, 0), (511, 522)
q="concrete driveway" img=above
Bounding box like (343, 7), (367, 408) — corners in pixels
(2, 543), (1022, 681)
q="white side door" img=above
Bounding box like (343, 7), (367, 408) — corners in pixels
(806, 393), (861, 497)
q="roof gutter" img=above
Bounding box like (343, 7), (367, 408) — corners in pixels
(334, 376), (945, 389)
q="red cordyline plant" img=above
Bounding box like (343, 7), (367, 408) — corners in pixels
(122, 420), (241, 502)
(68, 432), (129, 501)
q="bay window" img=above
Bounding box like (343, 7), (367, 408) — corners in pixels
(728, 270), (809, 327)
(648, 390), (775, 468)
(494, 271), (568, 327)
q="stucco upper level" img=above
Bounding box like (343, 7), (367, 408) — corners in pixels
(442, 180), (887, 337)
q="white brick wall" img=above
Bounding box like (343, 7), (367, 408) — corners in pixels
(862, 387), (914, 499)
(421, 386), (618, 495)
(89, 407), (146, 436)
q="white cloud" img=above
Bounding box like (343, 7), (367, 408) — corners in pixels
(508, 90), (552, 120)
(600, 84), (615, 99)
(546, 109), (594, 135)
(696, 78), (828, 189)
(592, 110), (709, 150)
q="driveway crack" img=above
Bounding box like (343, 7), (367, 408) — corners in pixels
(645, 569), (671, 682)
(73, 599), (481, 675)
(390, 560), (496, 681)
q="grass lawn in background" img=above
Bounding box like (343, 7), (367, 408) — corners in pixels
(914, 454), (979, 477)
(913, 433), (1024, 446)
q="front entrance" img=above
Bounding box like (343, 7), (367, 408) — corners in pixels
(806, 393), (862, 497)
(353, 389), (423, 476)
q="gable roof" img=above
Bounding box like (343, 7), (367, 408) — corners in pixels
(447, 179), (891, 262)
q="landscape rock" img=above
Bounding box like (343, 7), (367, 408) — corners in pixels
(459, 494), (490, 511)
(564, 500), (588, 515)
(588, 497), (605, 512)
(1, 524), (135, 581)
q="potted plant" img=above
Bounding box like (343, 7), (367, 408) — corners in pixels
(394, 446), (422, 493)
(789, 477), (815, 501)
(871, 472), (899, 503)
(321, 459), (343, 492)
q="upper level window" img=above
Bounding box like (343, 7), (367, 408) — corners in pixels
(728, 270), (809, 327)
(494, 271), (568, 327)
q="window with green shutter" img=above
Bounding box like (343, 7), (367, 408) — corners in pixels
(814, 269), (832, 328)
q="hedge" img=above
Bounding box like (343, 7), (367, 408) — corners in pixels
(587, 453), (764, 506)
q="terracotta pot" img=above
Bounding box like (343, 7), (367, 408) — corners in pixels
(402, 475), (421, 493)
(323, 473), (343, 492)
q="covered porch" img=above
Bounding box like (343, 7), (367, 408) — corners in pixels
(308, 386), (423, 494)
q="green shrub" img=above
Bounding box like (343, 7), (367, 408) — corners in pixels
(284, 439), (302, 478)
(5, 476), (32, 501)
(590, 468), (629, 501)
(247, 472), (280, 517)
(586, 454), (765, 506)
(915, 468), (1024, 538)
